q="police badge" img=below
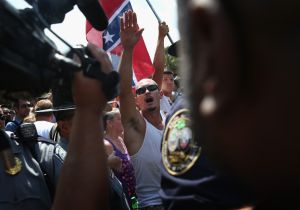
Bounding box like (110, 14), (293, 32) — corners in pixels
(5, 157), (22, 175)
(162, 108), (201, 176)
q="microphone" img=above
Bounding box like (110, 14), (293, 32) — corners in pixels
(0, 130), (22, 175)
(76, 0), (108, 31)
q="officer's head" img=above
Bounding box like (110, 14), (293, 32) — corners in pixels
(52, 79), (75, 140)
(135, 78), (162, 112)
(55, 109), (75, 139)
(178, 0), (300, 197)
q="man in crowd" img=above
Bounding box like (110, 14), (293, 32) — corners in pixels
(5, 98), (30, 132)
(1, 105), (15, 125)
(118, 10), (166, 209)
(170, 0), (300, 208)
(33, 99), (55, 139)
(159, 70), (176, 115)
(151, 21), (174, 115)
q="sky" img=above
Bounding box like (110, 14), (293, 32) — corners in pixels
(50, 0), (180, 61)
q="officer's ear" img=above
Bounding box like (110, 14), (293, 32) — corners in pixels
(57, 120), (72, 137)
(188, 0), (240, 118)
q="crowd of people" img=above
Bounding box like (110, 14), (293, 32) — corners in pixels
(1, 0), (300, 209)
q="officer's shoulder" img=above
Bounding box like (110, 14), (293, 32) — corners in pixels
(165, 95), (187, 124)
(37, 136), (56, 145)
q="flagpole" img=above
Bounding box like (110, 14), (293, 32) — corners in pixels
(145, 0), (174, 44)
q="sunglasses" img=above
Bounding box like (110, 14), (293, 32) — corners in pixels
(136, 84), (158, 95)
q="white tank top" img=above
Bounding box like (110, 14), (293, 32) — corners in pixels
(130, 118), (164, 207)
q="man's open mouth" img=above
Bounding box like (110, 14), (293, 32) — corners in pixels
(145, 97), (154, 103)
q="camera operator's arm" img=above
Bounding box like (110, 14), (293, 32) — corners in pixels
(152, 21), (169, 90)
(52, 43), (112, 210)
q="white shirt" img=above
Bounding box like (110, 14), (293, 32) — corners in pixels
(34, 121), (54, 139)
(160, 95), (172, 116)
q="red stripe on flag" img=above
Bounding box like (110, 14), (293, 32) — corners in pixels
(133, 39), (154, 81)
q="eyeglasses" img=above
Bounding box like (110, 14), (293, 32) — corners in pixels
(136, 84), (158, 95)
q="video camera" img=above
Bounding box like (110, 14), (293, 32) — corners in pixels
(0, 0), (119, 100)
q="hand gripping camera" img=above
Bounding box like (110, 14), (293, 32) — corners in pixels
(0, 0), (119, 101)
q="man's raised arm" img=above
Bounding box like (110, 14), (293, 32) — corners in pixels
(152, 22), (169, 89)
(118, 10), (145, 154)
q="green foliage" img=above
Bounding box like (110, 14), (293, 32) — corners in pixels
(165, 48), (179, 75)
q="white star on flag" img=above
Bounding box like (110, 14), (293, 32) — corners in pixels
(103, 31), (115, 44)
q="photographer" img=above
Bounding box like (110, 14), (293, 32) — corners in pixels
(0, 0), (120, 208)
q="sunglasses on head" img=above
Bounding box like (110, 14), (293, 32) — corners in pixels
(136, 84), (158, 95)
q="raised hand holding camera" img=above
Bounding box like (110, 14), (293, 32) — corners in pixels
(73, 44), (119, 101)
(0, 0), (115, 98)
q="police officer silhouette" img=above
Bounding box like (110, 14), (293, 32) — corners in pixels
(160, 42), (256, 210)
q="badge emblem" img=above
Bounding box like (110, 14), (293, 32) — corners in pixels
(5, 157), (22, 176)
(162, 109), (201, 176)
